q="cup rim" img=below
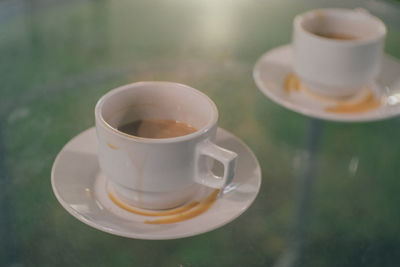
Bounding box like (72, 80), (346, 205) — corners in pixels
(95, 81), (219, 143)
(294, 8), (387, 45)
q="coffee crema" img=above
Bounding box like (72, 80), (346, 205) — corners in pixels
(313, 32), (358, 40)
(118, 118), (197, 139)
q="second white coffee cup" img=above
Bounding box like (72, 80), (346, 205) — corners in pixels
(95, 82), (237, 210)
(293, 8), (386, 97)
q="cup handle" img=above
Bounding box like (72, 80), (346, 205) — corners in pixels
(195, 140), (238, 189)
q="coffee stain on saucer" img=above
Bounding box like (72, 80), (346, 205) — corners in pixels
(284, 73), (382, 114)
(284, 73), (301, 93)
(108, 191), (200, 216)
(325, 92), (381, 113)
(145, 189), (219, 224)
(108, 189), (220, 224)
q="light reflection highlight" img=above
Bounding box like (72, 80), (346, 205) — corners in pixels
(348, 157), (359, 176)
(386, 93), (400, 105)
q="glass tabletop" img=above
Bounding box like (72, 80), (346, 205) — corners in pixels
(1, 0), (400, 266)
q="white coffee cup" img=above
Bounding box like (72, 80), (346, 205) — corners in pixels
(293, 8), (386, 97)
(95, 82), (237, 210)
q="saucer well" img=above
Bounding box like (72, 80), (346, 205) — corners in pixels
(51, 127), (261, 240)
(253, 45), (400, 122)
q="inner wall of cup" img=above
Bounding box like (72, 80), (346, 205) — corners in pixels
(100, 83), (215, 132)
(301, 10), (385, 40)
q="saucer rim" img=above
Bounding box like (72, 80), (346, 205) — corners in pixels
(253, 44), (400, 122)
(51, 127), (262, 240)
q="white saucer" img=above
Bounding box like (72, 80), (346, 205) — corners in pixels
(51, 127), (261, 240)
(253, 44), (400, 122)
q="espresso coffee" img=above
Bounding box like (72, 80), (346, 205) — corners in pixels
(118, 118), (197, 139)
(314, 32), (358, 40)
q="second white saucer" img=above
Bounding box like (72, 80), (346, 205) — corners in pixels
(253, 44), (400, 122)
